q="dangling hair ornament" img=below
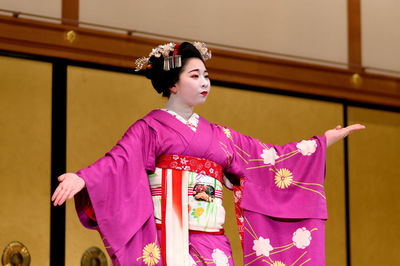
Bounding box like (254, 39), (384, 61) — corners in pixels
(135, 41), (211, 71)
(163, 43), (181, 71)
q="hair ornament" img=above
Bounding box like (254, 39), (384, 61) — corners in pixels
(193, 42), (212, 61)
(163, 55), (182, 71)
(135, 41), (211, 71)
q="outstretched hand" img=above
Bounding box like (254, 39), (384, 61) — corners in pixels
(51, 173), (85, 206)
(325, 124), (366, 147)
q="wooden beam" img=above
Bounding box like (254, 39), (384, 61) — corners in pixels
(62, 0), (79, 26)
(0, 14), (399, 109)
(348, 0), (362, 72)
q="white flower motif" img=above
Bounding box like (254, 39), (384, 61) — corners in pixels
(296, 140), (317, 156)
(292, 227), (312, 249)
(209, 168), (214, 174)
(172, 155), (179, 160)
(260, 148), (280, 165)
(180, 158), (188, 165)
(184, 166), (191, 171)
(212, 249), (229, 266)
(252, 236), (273, 257)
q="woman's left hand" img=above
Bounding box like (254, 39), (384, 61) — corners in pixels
(325, 124), (366, 147)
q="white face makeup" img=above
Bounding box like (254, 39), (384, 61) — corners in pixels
(171, 58), (211, 108)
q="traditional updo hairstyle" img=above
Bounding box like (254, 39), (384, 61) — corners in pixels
(144, 42), (205, 97)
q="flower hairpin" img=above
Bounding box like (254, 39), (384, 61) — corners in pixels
(193, 42), (212, 61)
(135, 41), (212, 71)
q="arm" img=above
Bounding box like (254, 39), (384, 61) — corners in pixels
(324, 124), (365, 147)
(51, 119), (156, 207)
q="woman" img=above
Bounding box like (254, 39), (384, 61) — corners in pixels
(52, 42), (364, 265)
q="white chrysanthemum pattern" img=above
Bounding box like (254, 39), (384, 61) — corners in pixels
(260, 148), (280, 165)
(296, 140), (317, 156)
(212, 249), (229, 266)
(252, 236), (274, 257)
(292, 227), (312, 249)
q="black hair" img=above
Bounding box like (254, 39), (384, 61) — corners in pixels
(144, 42), (205, 97)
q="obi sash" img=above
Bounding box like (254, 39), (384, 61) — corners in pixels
(155, 154), (224, 266)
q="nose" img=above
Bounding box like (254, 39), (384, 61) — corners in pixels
(200, 76), (209, 88)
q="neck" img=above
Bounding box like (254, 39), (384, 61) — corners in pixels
(165, 96), (194, 120)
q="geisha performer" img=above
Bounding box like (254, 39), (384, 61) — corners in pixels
(52, 42), (364, 265)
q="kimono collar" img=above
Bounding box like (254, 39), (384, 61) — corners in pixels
(160, 109), (200, 132)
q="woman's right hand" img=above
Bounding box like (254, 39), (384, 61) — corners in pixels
(51, 173), (85, 206)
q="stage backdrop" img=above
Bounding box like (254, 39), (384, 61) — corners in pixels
(66, 66), (345, 265)
(0, 56), (52, 265)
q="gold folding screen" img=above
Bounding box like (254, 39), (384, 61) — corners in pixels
(348, 107), (400, 265)
(0, 56), (52, 266)
(1, 55), (398, 265)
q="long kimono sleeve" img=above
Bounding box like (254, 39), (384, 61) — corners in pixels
(227, 132), (327, 219)
(222, 128), (327, 265)
(74, 119), (157, 258)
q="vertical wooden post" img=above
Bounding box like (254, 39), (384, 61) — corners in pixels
(348, 0), (362, 72)
(62, 0), (79, 26)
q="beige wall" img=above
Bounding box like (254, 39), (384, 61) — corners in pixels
(3, 0), (400, 73)
(0, 0), (61, 20)
(362, 0), (400, 74)
(80, 0), (348, 65)
(0, 56), (52, 266)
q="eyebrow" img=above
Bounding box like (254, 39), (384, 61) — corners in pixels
(188, 68), (208, 73)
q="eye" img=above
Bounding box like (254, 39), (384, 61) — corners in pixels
(191, 74), (199, 78)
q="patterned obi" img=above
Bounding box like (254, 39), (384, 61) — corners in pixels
(148, 154), (226, 233)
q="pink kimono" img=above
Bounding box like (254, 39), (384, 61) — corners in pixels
(75, 109), (327, 265)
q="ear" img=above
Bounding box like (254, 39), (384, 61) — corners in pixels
(169, 86), (177, 94)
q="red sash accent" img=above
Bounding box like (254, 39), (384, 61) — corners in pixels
(156, 154), (223, 183)
(156, 155), (224, 265)
(82, 154), (224, 248)
(233, 177), (245, 247)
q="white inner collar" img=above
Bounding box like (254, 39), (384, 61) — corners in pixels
(161, 109), (199, 132)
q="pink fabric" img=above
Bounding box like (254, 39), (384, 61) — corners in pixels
(74, 109), (327, 265)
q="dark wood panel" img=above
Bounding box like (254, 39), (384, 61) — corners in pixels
(348, 0), (362, 72)
(62, 0), (79, 26)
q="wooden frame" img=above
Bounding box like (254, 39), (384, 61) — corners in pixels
(348, 0), (362, 72)
(0, 14), (399, 109)
(62, 0), (79, 26)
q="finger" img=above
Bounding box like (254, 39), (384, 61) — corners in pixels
(58, 192), (69, 206)
(346, 124), (366, 132)
(335, 125), (342, 130)
(54, 188), (68, 206)
(53, 191), (63, 206)
(58, 174), (66, 182)
(51, 185), (63, 201)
